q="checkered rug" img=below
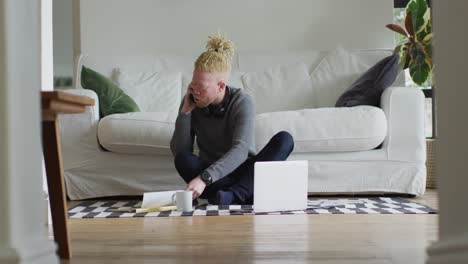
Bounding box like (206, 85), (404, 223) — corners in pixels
(68, 197), (437, 218)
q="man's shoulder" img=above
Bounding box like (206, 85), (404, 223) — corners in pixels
(228, 87), (255, 115)
(229, 87), (253, 105)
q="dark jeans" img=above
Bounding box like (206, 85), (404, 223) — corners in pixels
(174, 131), (294, 204)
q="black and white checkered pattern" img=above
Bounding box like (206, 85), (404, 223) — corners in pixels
(68, 197), (437, 219)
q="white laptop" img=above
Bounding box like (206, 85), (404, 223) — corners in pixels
(253, 160), (308, 213)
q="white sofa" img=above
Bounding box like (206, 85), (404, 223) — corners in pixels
(59, 47), (426, 200)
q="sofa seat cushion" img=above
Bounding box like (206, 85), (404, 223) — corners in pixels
(97, 112), (177, 155)
(255, 106), (387, 153)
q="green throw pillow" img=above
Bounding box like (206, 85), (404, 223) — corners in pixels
(81, 65), (140, 118)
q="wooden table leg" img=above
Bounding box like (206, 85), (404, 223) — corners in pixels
(42, 119), (71, 259)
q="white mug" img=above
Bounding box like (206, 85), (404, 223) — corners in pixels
(171, 190), (193, 212)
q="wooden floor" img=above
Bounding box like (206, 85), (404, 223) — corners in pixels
(58, 190), (438, 264)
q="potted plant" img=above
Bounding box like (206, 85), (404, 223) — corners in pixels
(386, 0), (436, 188)
(386, 0), (432, 85)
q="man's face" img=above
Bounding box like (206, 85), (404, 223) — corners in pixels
(189, 70), (221, 108)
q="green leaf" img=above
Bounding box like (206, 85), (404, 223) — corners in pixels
(409, 42), (427, 66)
(422, 32), (433, 43)
(423, 43), (433, 67)
(409, 61), (431, 85)
(426, 20), (432, 34)
(406, 0), (429, 36)
(420, 8), (431, 33)
(417, 19), (432, 41)
(399, 52), (411, 71)
(394, 42), (409, 55)
(396, 42), (412, 71)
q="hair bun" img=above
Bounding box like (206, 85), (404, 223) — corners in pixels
(206, 33), (235, 60)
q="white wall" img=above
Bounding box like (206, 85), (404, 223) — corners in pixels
(42, 0), (54, 90)
(427, 1), (468, 263)
(53, 0), (73, 77)
(80, 0), (394, 59)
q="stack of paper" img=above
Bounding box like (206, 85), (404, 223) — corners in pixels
(136, 190), (182, 213)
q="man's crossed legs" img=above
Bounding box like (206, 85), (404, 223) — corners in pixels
(174, 131), (294, 205)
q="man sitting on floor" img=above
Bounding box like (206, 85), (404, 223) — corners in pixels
(170, 33), (294, 205)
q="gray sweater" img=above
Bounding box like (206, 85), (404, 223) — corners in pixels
(170, 87), (256, 182)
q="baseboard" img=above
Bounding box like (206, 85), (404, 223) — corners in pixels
(0, 238), (58, 264)
(426, 233), (468, 264)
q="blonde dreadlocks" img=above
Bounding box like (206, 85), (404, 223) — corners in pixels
(194, 33), (235, 73)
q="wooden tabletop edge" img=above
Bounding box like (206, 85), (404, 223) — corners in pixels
(41, 91), (95, 106)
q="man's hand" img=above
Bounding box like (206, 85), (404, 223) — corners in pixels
(181, 89), (196, 114)
(187, 176), (206, 199)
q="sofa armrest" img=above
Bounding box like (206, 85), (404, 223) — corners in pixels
(57, 89), (101, 170)
(380, 86), (426, 162)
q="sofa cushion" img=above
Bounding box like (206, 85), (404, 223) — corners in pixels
(81, 66), (140, 118)
(310, 47), (369, 108)
(255, 106), (387, 152)
(335, 53), (399, 107)
(115, 68), (182, 113)
(238, 50), (324, 74)
(97, 112), (177, 155)
(242, 62), (314, 114)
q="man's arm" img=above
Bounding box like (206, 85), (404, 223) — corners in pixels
(170, 95), (195, 155)
(203, 95), (255, 182)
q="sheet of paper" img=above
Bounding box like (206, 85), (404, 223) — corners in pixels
(141, 190), (183, 209)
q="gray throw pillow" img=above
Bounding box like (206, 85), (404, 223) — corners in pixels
(335, 53), (399, 107)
